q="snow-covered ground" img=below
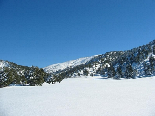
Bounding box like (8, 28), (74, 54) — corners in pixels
(1, 76), (155, 116)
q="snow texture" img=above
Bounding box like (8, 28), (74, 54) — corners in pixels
(1, 76), (155, 116)
(43, 56), (94, 73)
(0, 61), (9, 68)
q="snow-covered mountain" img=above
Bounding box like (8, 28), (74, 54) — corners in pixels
(43, 56), (95, 73)
(0, 60), (9, 68)
(1, 39), (155, 87)
(43, 40), (155, 81)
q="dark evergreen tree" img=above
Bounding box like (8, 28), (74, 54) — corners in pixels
(143, 62), (151, 76)
(132, 69), (137, 79)
(149, 55), (155, 74)
(125, 64), (133, 79)
(153, 45), (155, 55)
(115, 66), (122, 79)
(90, 73), (94, 77)
(107, 66), (116, 78)
(83, 69), (89, 76)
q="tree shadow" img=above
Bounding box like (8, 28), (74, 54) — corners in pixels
(95, 77), (108, 80)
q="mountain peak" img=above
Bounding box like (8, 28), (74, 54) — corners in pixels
(43, 56), (95, 73)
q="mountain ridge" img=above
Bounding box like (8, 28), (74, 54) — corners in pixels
(43, 39), (155, 80)
(43, 56), (95, 73)
(1, 39), (155, 87)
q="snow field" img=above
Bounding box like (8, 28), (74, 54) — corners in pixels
(1, 76), (155, 116)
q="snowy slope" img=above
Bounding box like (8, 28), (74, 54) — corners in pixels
(43, 56), (94, 73)
(1, 76), (155, 116)
(0, 60), (9, 68)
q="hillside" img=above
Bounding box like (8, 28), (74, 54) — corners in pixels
(1, 40), (155, 87)
(0, 60), (49, 87)
(44, 40), (155, 82)
(44, 56), (94, 73)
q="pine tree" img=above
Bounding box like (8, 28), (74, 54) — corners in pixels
(132, 69), (137, 79)
(153, 45), (155, 55)
(83, 69), (89, 76)
(149, 55), (154, 74)
(143, 62), (151, 76)
(115, 66), (122, 79)
(107, 65), (116, 78)
(90, 73), (94, 77)
(125, 64), (133, 79)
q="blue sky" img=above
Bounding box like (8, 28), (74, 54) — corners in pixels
(0, 0), (155, 68)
